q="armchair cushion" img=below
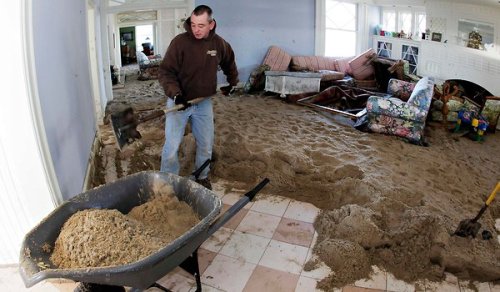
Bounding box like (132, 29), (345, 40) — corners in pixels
(366, 76), (434, 142)
(387, 78), (415, 101)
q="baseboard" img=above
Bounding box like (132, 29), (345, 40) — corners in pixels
(82, 133), (101, 191)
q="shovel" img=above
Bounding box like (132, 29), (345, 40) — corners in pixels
(453, 182), (500, 238)
(110, 97), (206, 150)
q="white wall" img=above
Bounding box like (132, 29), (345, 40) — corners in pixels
(426, 1), (500, 53)
(418, 1), (500, 95)
(0, 1), (58, 264)
(32, 0), (97, 200)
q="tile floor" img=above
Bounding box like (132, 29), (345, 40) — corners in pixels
(2, 181), (500, 292)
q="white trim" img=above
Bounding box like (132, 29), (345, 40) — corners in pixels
(315, 0), (326, 55)
(82, 134), (100, 191)
(105, 2), (188, 14)
(380, 6), (426, 37)
(87, 0), (105, 125)
(22, 0), (63, 206)
(316, 0), (362, 56)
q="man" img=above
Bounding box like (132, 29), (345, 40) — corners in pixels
(158, 5), (238, 190)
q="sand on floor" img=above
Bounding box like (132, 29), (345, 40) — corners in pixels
(95, 72), (500, 289)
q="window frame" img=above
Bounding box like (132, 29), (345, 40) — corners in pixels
(380, 6), (426, 38)
(315, 0), (362, 57)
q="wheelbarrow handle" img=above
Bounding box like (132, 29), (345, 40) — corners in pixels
(207, 178), (270, 237)
(191, 159), (211, 180)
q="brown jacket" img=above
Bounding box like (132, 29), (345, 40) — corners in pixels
(158, 18), (239, 100)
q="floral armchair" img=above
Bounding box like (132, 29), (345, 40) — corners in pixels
(366, 77), (434, 143)
(136, 51), (162, 80)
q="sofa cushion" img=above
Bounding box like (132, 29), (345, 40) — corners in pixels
(290, 56), (337, 72)
(262, 46), (292, 71)
(334, 57), (353, 75)
(348, 48), (376, 80)
(318, 70), (345, 81)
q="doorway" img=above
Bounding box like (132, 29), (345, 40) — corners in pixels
(136, 24), (155, 56)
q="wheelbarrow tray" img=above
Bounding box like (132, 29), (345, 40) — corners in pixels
(19, 171), (222, 289)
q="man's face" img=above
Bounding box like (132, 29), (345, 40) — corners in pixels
(190, 12), (214, 39)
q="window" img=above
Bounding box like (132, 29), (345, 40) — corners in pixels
(382, 10), (396, 32)
(324, 0), (357, 57)
(415, 12), (426, 38)
(381, 7), (425, 38)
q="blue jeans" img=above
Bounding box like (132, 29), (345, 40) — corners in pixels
(160, 97), (214, 179)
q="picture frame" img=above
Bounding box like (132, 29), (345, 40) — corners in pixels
(121, 32), (134, 42)
(431, 32), (442, 42)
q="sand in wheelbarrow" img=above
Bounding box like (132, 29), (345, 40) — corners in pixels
(50, 183), (199, 269)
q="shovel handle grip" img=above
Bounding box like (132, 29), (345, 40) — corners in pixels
(485, 182), (500, 206)
(163, 97), (206, 115)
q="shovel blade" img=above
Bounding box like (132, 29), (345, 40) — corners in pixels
(454, 219), (481, 238)
(110, 108), (141, 150)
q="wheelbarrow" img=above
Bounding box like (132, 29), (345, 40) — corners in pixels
(19, 171), (269, 291)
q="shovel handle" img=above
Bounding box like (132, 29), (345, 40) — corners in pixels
(162, 97), (206, 115)
(119, 98), (207, 131)
(485, 182), (500, 206)
(472, 182), (499, 222)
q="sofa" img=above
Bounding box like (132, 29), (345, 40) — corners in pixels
(366, 77), (434, 143)
(260, 46), (376, 84)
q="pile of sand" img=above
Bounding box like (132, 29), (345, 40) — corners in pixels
(95, 74), (500, 288)
(51, 183), (199, 269)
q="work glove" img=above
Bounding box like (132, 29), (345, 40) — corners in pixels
(220, 85), (235, 96)
(173, 93), (190, 110)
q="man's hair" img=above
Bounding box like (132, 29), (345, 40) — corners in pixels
(192, 5), (213, 22)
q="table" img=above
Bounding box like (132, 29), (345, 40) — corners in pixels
(265, 71), (322, 97)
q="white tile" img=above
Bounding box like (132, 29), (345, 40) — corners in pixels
(201, 227), (233, 253)
(259, 239), (309, 275)
(202, 254), (256, 292)
(219, 231), (271, 264)
(295, 276), (320, 292)
(236, 210), (281, 238)
(156, 267), (196, 292)
(354, 266), (387, 290)
(283, 200), (319, 223)
(424, 280), (460, 292)
(387, 272), (415, 292)
(189, 283), (226, 292)
(0, 266), (77, 292)
(222, 193), (254, 209)
(301, 250), (331, 280)
(250, 195), (290, 217)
